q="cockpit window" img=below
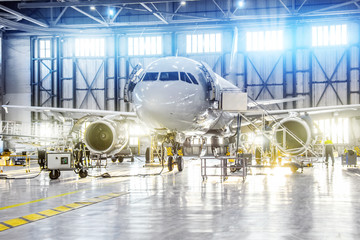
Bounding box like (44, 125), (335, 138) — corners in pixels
(142, 72), (159, 81)
(159, 72), (179, 81)
(187, 73), (199, 85)
(180, 72), (192, 84)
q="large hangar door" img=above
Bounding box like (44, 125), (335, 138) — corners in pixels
(245, 52), (285, 110)
(311, 48), (349, 107)
(31, 36), (119, 116)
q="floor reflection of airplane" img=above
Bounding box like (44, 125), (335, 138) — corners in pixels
(3, 57), (360, 172)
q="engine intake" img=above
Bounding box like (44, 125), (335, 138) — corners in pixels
(84, 119), (128, 155)
(273, 117), (311, 155)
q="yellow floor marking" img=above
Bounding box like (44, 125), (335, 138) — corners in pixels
(98, 195), (112, 199)
(0, 190), (82, 211)
(66, 203), (83, 208)
(0, 192), (128, 233)
(0, 224), (9, 231)
(0, 174), (129, 211)
(22, 214), (46, 221)
(38, 209), (60, 217)
(4, 218), (28, 227)
(107, 193), (121, 197)
(75, 202), (92, 205)
(53, 206), (71, 212)
(87, 198), (102, 202)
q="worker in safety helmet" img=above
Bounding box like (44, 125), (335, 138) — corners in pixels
(324, 137), (335, 166)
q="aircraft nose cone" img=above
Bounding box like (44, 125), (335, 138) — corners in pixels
(131, 81), (207, 131)
(133, 82), (174, 109)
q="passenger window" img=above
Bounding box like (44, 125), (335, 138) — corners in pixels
(180, 72), (192, 84)
(159, 72), (179, 81)
(143, 72), (159, 81)
(187, 73), (199, 85)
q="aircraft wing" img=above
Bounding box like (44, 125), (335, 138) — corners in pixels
(244, 104), (360, 117)
(250, 96), (305, 107)
(2, 105), (137, 119)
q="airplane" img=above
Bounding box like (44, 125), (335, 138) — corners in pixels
(3, 57), (360, 174)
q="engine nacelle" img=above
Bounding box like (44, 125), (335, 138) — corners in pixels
(84, 119), (128, 155)
(273, 117), (312, 155)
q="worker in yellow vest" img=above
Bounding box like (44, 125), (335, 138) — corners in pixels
(324, 138), (335, 166)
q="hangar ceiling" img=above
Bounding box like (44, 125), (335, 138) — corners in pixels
(0, 0), (358, 33)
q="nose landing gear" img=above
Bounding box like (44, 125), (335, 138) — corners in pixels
(176, 156), (184, 171)
(167, 155), (184, 172)
(167, 156), (174, 171)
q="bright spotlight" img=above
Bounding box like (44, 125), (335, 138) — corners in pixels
(238, 1), (244, 7)
(108, 9), (114, 16)
(181, 1), (186, 5)
(90, 6), (96, 11)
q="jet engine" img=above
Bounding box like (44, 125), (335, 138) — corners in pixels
(272, 116), (312, 155)
(84, 119), (128, 155)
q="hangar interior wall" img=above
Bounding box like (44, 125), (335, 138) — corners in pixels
(2, 20), (360, 144)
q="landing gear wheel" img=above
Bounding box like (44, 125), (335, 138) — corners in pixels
(49, 170), (60, 180)
(230, 165), (237, 173)
(290, 165), (298, 173)
(111, 157), (117, 163)
(177, 156), (184, 172)
(79, 169), (88, 178)
(118, 157), (124, 163)
(145, 147), (150, 163)
(131, 156), (134, 162)
(168, 156), (174, 172)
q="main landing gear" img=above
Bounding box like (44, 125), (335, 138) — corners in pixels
(167, 155), (184, 172)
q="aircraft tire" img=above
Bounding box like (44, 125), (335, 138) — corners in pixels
(177, 156), (184, 172)
(111, 157), (117, 163)
(168, 156), (174, 171)
(118, 157), (124, 163)
(145, 148), (150, 163)
(290, 165), (298, 173)
(79, 169), (88, 178)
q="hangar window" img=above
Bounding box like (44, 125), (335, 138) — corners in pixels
(246, 30), (283, 51)
(128, 36), (162, 56)
(39, 39), (51, 58)
(129, 137), (138, 146)
(186, 33), (222, 54)
(160, 72), (179, 81)
(74, 38), (105, 57)
(142, 72), (159, 81)
(312, 24), (347, 47)
(314, 118), (349, 144)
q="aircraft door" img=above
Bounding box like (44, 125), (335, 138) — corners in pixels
(200, 61), (221, 109)
(124, 63), (144, 103)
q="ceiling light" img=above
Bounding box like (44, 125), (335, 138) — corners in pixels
(238, 1), (244, 7)
(108, 9), (114, 16)
(181, 1), (186, 5)
(90, 6), (96, 11)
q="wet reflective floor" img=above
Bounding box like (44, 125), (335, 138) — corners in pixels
(0, 157), (360, 239)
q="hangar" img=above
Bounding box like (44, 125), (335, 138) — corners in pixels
(0, 0), (360, 239)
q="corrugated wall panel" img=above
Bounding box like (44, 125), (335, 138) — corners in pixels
(4, 20), (360, 124)
(312, 48), (348, 106)
(3, 36), (31, 123)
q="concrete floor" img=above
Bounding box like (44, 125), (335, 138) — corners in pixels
(0, 157), (360, 239)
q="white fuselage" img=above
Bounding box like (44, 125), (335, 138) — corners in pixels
(132, 57), (238, 136)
